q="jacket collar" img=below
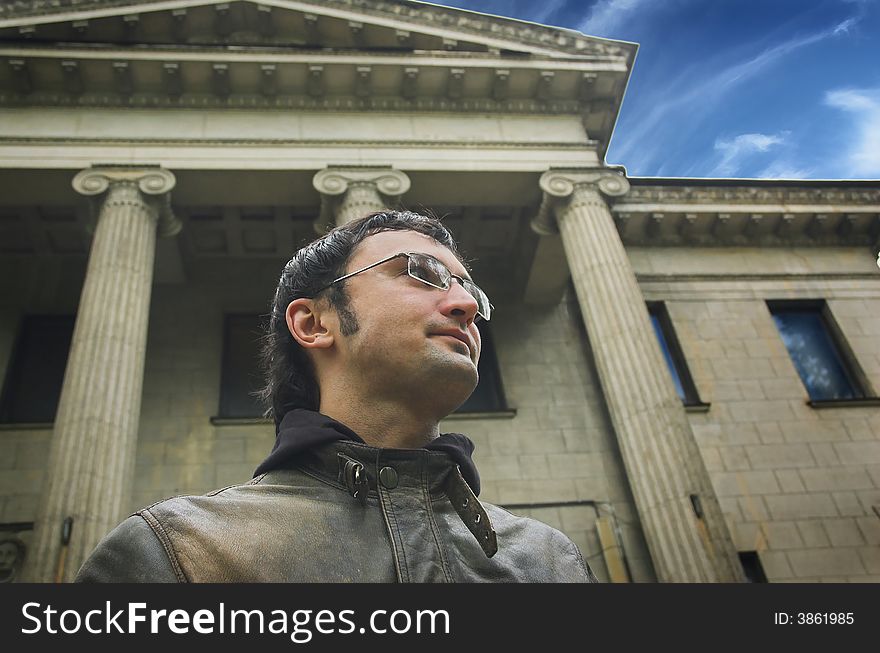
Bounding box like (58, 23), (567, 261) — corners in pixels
(254, 409), (482, 495)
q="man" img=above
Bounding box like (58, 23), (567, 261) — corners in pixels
(76, 210), (597, 582)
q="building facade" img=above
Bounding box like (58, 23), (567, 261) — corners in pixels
(0, 0), (877, 583)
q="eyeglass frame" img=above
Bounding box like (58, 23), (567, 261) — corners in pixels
(316, 251), (493, 322)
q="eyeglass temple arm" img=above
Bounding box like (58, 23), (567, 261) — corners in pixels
(327, 253), (405, 286)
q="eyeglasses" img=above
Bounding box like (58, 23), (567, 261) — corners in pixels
(319, 252), (493, 322)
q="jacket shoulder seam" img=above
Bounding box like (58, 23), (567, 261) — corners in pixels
(206, 481), (252, 496)
(568, 536), (598, 582)
(135, 509), (189, 583)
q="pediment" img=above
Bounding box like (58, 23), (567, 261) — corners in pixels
(0, 1), (636, 156)
(0, 0), (633, 59)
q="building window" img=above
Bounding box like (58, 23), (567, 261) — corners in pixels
(218, 314), (266, 419)
(455, 321), (508, 414)
(0, 315), (75, 424)
(647, 303), (705, 407)
(768, 301), (869, 402)
(739, 551), (767, 583)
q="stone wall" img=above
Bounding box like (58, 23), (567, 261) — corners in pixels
(632, 246), (880, 582)
(443, 291), (656, 582)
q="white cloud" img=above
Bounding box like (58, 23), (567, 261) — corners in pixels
(832, 16), (858, 35)
(530, 0), (568, 26)
(826, 88), (876, 112)
(711, 132), (788, 175)
(824, 88), (880, 176)
(757, 160), (815, 180)
(608, 15), (860, 173)
(578, 0), (652, 36)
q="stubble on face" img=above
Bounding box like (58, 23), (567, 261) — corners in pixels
(327, 285), (359, 336)
(333, 231), (481, 415)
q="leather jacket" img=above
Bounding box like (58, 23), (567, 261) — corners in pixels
(77, 426), (597, 583)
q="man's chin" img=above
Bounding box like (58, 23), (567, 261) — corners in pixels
(437, 375), (480, 415)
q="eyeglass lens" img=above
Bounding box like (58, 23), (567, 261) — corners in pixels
(407, 254), (491, 321)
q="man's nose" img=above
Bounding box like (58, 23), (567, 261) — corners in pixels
(442, 279), (479, 323)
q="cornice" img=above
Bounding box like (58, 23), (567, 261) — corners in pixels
(611, 182), (880, 246)
(0, 136), (595, 149)
(619, 184), (880, 206)
(636, 272), (880, 283)
(310, 0), (633, 58)
(0, 92), (589, 115)
(0, 0), (151, 20)
(0, 44), (629, 67)
(611, 209), (879, 248)
(523, 175), (880, 247)
(0, 0), (637, 59)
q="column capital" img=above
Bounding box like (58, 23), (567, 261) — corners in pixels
(72, 166), (180, 237)
(312, 166), (411, 231)
(72, 166), (176, 196)
(312, 166), (410, 198)
(532, 168), (630, 235)
(540, 168), (630, 199)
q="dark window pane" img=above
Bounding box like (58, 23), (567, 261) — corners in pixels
(456, 322), (507, 413)
(0, 315), (75, 423)
(771, 309), (859, 401)
(648, 303), (702, 406)
(739, 552), (768, 583)
(219, 315), (266, 418)
(650, 313), (686, 401)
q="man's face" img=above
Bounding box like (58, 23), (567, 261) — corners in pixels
(331, 230), (482, 416)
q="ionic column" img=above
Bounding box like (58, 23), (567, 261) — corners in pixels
(535, 168), (743, 582)
(312, 167), (411, 231)
(24, 167), (180, 582)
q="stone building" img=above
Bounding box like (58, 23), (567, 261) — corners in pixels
(0, 0), (877, 583)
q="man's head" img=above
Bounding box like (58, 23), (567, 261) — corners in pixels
(259, 210), (485, 426)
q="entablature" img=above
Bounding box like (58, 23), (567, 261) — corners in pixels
(610, 180), (880, 248)
(0, 1), (635, 153)
(0, 46), (626, 111)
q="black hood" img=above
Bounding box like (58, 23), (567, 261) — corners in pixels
(254, 409), (482, 495)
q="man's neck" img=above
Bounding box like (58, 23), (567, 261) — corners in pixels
(319, 398), (441, 449)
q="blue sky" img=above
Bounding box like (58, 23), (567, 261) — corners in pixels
(431, 0), (880, 180)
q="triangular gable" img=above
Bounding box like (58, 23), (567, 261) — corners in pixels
(0, 0), (636, 157)
(0, 0), (634, 60)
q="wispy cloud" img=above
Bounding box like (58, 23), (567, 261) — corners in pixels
(609, 15), (861, 174)
(530, 0), (568, 26)
(757, 160), (815, 180)
(823, 87), (880, 176)
(832, 16), (859, 34)
(578, 0), (654, 37)
(711, 132), (787, 175)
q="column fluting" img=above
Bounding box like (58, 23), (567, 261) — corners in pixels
(537, 169), (744, 582)
(23, 167), (178, 582)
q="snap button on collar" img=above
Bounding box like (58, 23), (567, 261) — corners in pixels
(379, 466), (399, 489)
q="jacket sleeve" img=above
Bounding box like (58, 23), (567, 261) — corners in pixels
(75, 515), (182, 583)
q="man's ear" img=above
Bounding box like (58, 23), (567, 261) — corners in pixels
(285, 298), (335, 350)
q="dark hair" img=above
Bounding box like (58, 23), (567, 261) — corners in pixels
(258, 210), (463, 426)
